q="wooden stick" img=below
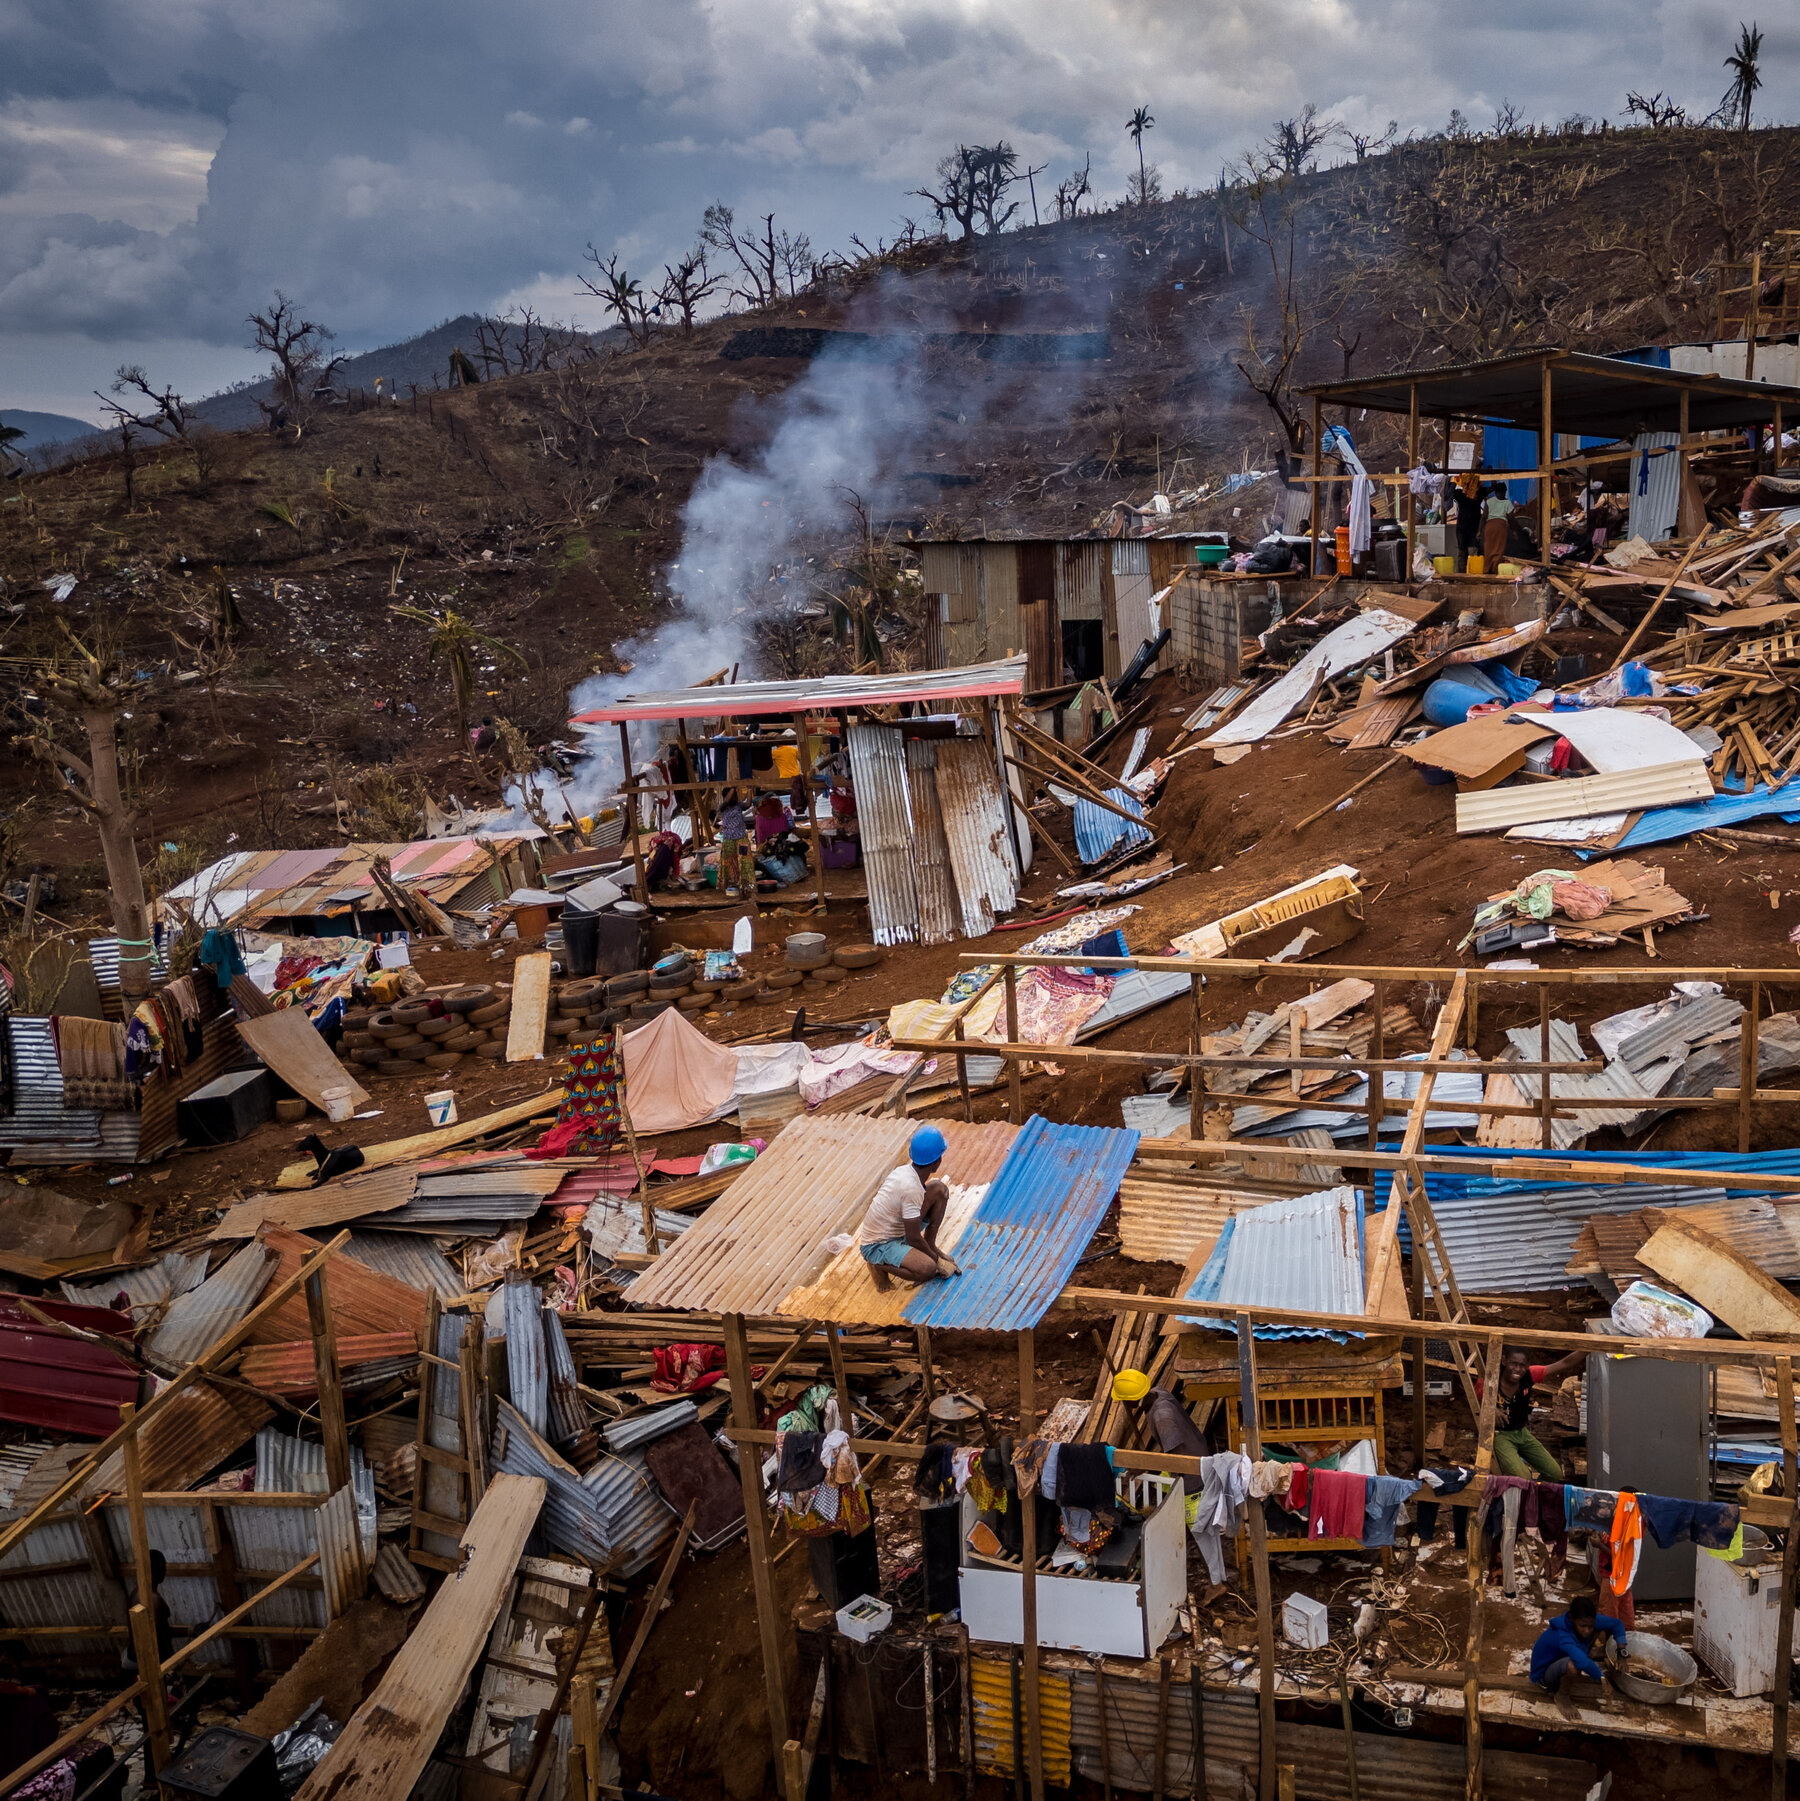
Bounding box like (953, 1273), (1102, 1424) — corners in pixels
(1465, 1341), (1500, 1801)
(1610, 527), (1711, 671)
(1017, 1329), (1044, 1801)
(306, 1261), (352, 1495)
(131, 1603), (172, 1776)
(1238, 1314), (1276, 1801)
(1772, 1355), (1798, 1801)
(1292, 755), (1402, 834)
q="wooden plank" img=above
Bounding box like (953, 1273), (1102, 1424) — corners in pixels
(294, 1472), (546, 1801)
(236, 1008), (371, 1122)
(1238, 1314), (1277, 1801)
(1772, 1356), (1798, 1801)
(507, 952), (553, 1063)
(1018, 1327), (1044, 1801)
(1637, 1215), (1800, 1337)
(273, 1090), (559, 1189)
(1453, 761), (1713, 833)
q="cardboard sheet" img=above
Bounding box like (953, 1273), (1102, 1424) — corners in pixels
(1398, 714), (1553, 788)
(236, 1008), (369, 1122)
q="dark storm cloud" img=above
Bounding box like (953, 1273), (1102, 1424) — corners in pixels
(0, 0), (1795, 411)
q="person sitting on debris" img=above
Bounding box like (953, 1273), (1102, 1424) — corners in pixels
(1530, 1594), (1624, 1692)
(859, 1126), (959, 1289)
(1477, 1344), (1585, 1480)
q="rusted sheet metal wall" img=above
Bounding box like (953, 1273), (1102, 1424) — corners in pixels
(1016, 541), (1059, 691)
(971, 1650), (1072, 1784)
(903, 738), (960, 947)
(980, 544), (1021, 668)
(1108, 539), (1162, 685)
(847, 724), (922, 947)
(934, 738), (1019, 937)
(419, 1306), (467, 1565)
(0, 1515), (124, 1675)
(1056, 540), (1106, 622)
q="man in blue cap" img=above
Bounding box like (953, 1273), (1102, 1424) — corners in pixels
(858, 1125), (959, 1290)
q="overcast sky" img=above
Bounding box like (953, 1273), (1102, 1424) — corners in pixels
(3, 0), (1795, 421)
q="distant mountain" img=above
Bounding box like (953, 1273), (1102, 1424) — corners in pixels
(194, 313), (617, 428)
(1, 409), (103, 454)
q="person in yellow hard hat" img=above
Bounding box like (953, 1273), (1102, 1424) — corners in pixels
(1115, 1369), (1206, 1458)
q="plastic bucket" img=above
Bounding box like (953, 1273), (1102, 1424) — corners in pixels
(1433, 555), (1454, 576)
(425, 1090), (458, 1128)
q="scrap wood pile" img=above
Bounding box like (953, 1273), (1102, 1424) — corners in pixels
(1003, 711), (1171, 879)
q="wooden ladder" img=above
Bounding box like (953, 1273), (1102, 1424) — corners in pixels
(1400, 1164), (1482, 1418)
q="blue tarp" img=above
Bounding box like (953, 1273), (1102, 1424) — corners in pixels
(1608, 784), (1800, 852)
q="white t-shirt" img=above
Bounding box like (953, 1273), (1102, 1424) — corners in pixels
(859, 1163), (925, 1246)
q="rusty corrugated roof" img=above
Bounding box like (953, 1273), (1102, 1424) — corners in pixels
(247, 1227), (426, 1345)
(934, 737), (1019, 936)
(849, 724), (923, 947)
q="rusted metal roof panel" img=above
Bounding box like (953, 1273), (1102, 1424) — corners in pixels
(340, 1229), (461, 1296)
(238, 1331), (419, 1395)
(1119, 1172), (1264, 1264)
(904, 1118), (1140, 1330)
(904, 738), (960, 947)
(247, 1226), (427, 1345)
(848, 724), (922, 947)
(628, 1113), (917, 1315)
(777, 1120), (1018, 1325)
(144, 1241), (278, 1375)
(1056, 540), (1106, 622)
(934, 738), (1018, 937)
(85, 1379), (273, 1496)
(419, 1307), (468, 1566)
(570, 655), (1027, 726)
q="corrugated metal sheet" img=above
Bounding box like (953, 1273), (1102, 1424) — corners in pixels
(1108, 539), (1161, 685)
(0, 1308), (137, 1437)
(0, 1514), (124, 1673)
(934, 738), (1019, 937)
(144, 1241), (277, 1374)
(85, 1379), (273, 1496)
(237, 1330), (418, 1395)
(1072, 789), (1151, 866)
(970, 1652), (1073, 1783)
(1482, 1019), (1676, 1150)
(1178, 1187), (1365, 1340)
(248, 1226), (427, 1344)
(980, 547), (1021, 672)
(1627, 430), (1681, 542)
(1078, 969), (1188, 1038)
(341, 1229), (461, 1296)
(571, 656), (1028, 726)
(905, 1118), (1140, 1330)
(504, 1279), (548, 1438)
(492, 1399), (674, 1576)
(582, 1196), (695, 1262)
(316, 1483), (364, 1617)
(1119, 1174), (1262, 1264)
(543, 1308), (585, 1447)
(777, 1121), (1019, 1325)
(904, 737), (960, 947)
(0, 1441), (53, 1509)
(0, 1016), (101, 1151)
(1569, 1195), (1800, 1287)
(61, 1249), (208, 1312)
(1056, 541), (1106, 622)
(849, 723), (922, 947)
(84, 936), (168, 999)
(253, 1428), (376, 1558)
(415, 1169), (568, 1198)
(602, 1399), (698, 1451)
(1618, 993), (1744, 1072)
(420, 1307), (468, 1565)
(629, 1113), (915, 1314)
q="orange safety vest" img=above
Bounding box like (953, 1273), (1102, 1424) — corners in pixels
(1609, 1490), (1642, 1596)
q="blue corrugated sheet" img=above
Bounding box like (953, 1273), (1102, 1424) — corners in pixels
(1412, 1143), (1800, 1200)
(1072, 789), (1150, 866)
(903, 1116), (1138, 1330)
(1177, 1188), (1365, 1341)
(1480, 423), (1541, 502)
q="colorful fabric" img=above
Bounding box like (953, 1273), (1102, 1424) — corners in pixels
(1308, 1468), (1367, 1541)
(652, 1343), (728, 1394)
(1609, 1490), (1643, 1598)
(553, 1030), (625, 1153)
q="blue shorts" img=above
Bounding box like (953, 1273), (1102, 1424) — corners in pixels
(860, 1239), (912, 1268)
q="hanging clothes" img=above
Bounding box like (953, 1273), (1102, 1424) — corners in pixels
(1347, 474), (1374, 558)
(548, 1030), (624, 1154)
(1361, 1475), (1417, 1549)
(1307, 1469), (1367, 1541)
(1190, 1452), (1251, 1585)
(1607, 1490), (1643, 1627)
(199, 928), (246, 990)
(1535, 1481), (1568, 1564)
(1054, 1442), (1116, 1511)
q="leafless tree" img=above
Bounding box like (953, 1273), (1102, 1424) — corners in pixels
(98, 366), (220, 489)
(701, 203), (784, 308)
(1340, 119), (1399, 161)
(654, 246), (726, 332)
(1493, 99), (1526, 136)
(578, 248), (655, 345)
(1266, 104), (1335, 176)
(246, 293), (346, 439)
(1623, 91), (1688, 129)
(914, 144), (1021, 238)
(1054, 156), (1093, 220)
(773, 227), (815, 297)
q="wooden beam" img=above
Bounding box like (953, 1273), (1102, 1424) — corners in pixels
(119, 1402), (157, 1686)
(294, 1473), (547, 1801)
(1465, 1342), (1501, 1801)
(724, 1312), (793, 1798)
(130, 1603), (172, 1777)
(1772, 1355), (1798, 1801)
(1238, 1314), (1277, 1801)
(1005, 966), (1024, 1121)
(306, 1262), (352, 1495)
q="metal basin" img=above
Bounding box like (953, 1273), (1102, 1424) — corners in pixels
(1608, 1631), (1697, 1704)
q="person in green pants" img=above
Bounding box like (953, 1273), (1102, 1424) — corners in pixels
(1477, 1344), (1586, 1479)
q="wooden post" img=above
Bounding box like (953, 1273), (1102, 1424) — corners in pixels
(1778, 401), (1787, 473)
(1537, 359), (1554, 563)
(1309, 398), (1323, 576)
(1741, 980), (1760, 1155)
(1189, 974), (1205, 1140)
(954, 1015), (973, 1121)
(1679, 387), (1692, 530)
(1537, 987), (1553, 1152)
(825, 1322), (853, 1435)
(724, 1313), (793, 1797)
(1096, 1662), (1114, 1801)
(1017, 1328), (1045, 1801)
(1467, 969), (1479, 1055)
(1748, 253), (1762, 383)
(1410, 1225), (1428, 1463)
(130, 1602), (172, 1779)
(1465, 1340), (1501, 1801)
(305, 1262), (352, 1495)
(119, 1403), (158, 1666)
(1368, 978), (1386, 1153)
(1004, 965), (1024, 1121)
(1406, 383), (1421, 579)
(1772, 1355), (1797, 1800)
(460, 1315), (490, 1509)
(918, 1327), (937, 1413)
(617, 723), (648, 899)
(571, 1672), (599, 1801)
(1339, 1670), (1361, 1801)
(1237, 1313), (1276, 1801)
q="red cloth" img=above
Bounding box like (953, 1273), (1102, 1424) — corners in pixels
(1283, 1465), (1311, 1514)
(1307, 1468), (1368, 1542)
(526, 1118), (591, 1161)
(653, 1344), (728, 1394)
